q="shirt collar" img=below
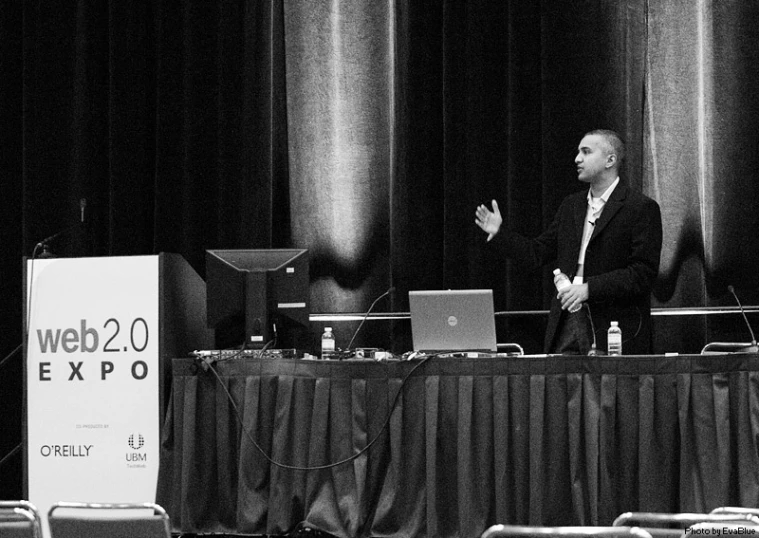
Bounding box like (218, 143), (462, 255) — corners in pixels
(587, 176), (620, 205)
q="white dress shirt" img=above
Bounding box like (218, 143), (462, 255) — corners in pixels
(573, 177), (619, 285)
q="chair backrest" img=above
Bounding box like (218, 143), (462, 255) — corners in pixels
(613, 512), (759, 529)
(481, 525), (654, 538)
(47, 502), (171, 538)
(612, 512), (759, 538)
(712, 507), (759, 517)
(701, 342), (756, 354)
(689, 522), (759, 536)
(0, 501), (43, 538)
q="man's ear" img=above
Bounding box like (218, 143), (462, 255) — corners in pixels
(606, 153), (617, 168)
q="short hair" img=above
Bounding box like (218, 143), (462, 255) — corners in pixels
(585, 129), (625, 165)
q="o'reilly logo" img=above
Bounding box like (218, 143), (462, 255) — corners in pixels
(40, 444), (93, 457)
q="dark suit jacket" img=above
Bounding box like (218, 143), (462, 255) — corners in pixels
(491, 183), (663, 354)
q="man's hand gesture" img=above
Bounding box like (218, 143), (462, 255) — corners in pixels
(475, 200), (503, 241)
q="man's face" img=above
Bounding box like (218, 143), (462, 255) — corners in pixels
(575, 134), (612, 183)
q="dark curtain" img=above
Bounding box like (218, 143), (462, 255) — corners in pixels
(0, 0), (24, 503)
(3, 0), (759, 502)
(17, 0), (289, 261)
(393, 1), (648, 352)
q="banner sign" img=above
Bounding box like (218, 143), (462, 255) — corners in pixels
(25, 256), (160, 517)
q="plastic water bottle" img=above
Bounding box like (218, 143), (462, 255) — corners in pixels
(607, 321), (622, 355)
(553, 268), (581, 313)
(321, 327), (336, 360)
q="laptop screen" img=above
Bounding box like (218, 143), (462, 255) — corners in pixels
(408, 289), (497, 353)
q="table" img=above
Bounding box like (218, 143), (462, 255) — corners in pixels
(156, 354), (759, 537)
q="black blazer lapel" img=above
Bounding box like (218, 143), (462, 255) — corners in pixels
(590, 184), (628, 241)
(568, 192), (587, 270)
(572, 192), (587, 243)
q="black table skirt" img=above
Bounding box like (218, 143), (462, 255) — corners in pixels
(156, 354), (759, 537)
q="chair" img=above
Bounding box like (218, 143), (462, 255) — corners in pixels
(47, 502), (171, 538)
(701, 342), (758, 354)
(613, 511), (759, 538)
(686, 521), (756, 536)
(498, 343), (525, 356)
(613, 511), (759, 528)
(481, 525), (653, 538)
(0, 500), (43, 538)
(711, 507), (759, 517)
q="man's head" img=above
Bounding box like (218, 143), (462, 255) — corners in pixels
(575, 129), (624, 184)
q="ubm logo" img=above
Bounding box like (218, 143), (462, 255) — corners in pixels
(126, 433), (147, 465)
(128, 433), (145, 450)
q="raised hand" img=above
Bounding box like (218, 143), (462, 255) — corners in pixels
(475, 200), (503, 241)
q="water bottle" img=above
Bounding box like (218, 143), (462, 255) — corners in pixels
(321, 327), (336, 360)
(553, 268), (581, 313)
(607, 321), (622, 355)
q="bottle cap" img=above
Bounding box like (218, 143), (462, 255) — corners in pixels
(610, 321), (618, 326)
(553, 268), (561, 275)
(325, 327), (332, 332)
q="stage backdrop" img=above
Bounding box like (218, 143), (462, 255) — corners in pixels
(3, 0), (759, 499)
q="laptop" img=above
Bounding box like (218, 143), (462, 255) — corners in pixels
(408, 289), (497, 353)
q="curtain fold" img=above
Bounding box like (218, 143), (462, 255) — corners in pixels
(644, 0), (759, 353)
(284, 0), (394, 310)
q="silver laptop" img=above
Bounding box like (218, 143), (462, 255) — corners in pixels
(409, 289), (497, 353)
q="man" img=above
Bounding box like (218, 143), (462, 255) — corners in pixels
(475, 129), (662, 355)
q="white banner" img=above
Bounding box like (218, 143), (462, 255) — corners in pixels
(25, 256), (160, 518)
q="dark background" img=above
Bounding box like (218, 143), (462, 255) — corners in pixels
(3, 0), (759, 501)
